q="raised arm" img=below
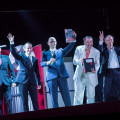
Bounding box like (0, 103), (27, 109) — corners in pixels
(7, 33), (22, 60)
(98, 31), (104, 53)
(62, 31), (77, 56)
(62, 42), (75, 57)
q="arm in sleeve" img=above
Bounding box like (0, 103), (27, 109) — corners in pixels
(8, 56), (16, 83)
(40, 52), (52, 67)
(98, 41), (104, 54)
(10, 44), (22, 60)
(35, 59), (42, 85)
(40, 51), (48, 67)
(73, 47), (83, 66)
(62, 42), (75, 57)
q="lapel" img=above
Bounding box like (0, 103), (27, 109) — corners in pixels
(82, 45), (86, 58)
(22, 54), (31, 68)
(88, 47), (93, 58)
(48, 50), (53, 58)
(32, 56), (36, 66)
(114, 47), (118, 56)
(104, 48), (109, 61)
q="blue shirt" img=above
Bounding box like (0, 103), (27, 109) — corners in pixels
(107, 47), (119, 68)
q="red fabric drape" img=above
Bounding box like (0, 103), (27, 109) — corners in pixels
(33, 44), (47, 110)
(1, 44), (46, 115)
(1, 49), (10, 115)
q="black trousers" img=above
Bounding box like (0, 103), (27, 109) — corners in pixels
(104, 68), (120, 102)
(0, 83), (12, 115)
(19, 80), (39, 112)
(95, 74), (103, 103)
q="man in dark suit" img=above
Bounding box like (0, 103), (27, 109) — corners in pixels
(98, 31), (120, 102)
(41, 33), (76, 108)
(0, 47), (16, 115)
(7, 33), (42, 112)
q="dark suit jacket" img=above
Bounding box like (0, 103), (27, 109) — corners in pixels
(41, 43), (75, 81)
(10, 44), (42, 85)
(98, 44), (120, 75)
(0, 55), (16, 86)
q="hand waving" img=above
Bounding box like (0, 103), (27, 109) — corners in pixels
(99, 31), (104, 42)
(7, 33), (14, 43)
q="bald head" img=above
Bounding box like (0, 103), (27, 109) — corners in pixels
(47, 37), (57, 49)
(24, 42), (33, 56)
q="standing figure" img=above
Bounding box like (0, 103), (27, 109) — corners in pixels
(98, 31), (120, 102)
(73, 36), (100, 105)
(41, 33), (76, 108)
(0, 47), (16, 115)
(7, 33), (42, 112)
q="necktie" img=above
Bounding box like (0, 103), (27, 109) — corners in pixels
(86, 49), (90, 58)
(84, 49), (90, 73)
(28, 56), (32, 68)
(51, 51), (54, 56)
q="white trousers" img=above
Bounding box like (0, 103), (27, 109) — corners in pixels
(73, 73), (95, 105)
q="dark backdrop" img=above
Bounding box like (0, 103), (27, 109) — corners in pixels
(0, 4), (120, 57)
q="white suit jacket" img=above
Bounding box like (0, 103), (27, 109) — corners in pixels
(73, 45), (100, 87)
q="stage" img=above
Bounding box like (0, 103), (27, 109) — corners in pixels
(0, 100), (120, 120)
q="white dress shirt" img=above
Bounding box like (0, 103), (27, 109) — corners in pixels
(99, 41), (119, 68)
(107, 47), (119, 68)
(50, 48), (56, 56)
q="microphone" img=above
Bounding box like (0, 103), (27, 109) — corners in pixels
(51, 51), (56, 65)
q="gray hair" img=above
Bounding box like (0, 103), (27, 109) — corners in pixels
(104, 35), (114, 41)
(83, 36), (93, 42)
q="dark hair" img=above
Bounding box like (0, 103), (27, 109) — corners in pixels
(83, 36), (93, 42)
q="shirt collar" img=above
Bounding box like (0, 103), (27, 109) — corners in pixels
(25, 53), (32, 58)
(50, 48), (56, 52)
(107, 46), (114, 52)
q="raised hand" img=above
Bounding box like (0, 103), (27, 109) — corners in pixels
(99, 31), (104, 42)
(7, 33), (14, 42)
(67, 31), (77, 42)
(73, 31), (77, 38)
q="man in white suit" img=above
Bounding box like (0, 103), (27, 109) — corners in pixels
(73, 36), (100, 105)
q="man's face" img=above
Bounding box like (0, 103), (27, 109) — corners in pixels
(24, 44), (33, 56)
(105, 35), (114, 48)
(84, 38), (93, 50)
(48, 38), (57, 49)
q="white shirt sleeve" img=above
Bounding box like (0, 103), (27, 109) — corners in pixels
(99, 41), (103, 45)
